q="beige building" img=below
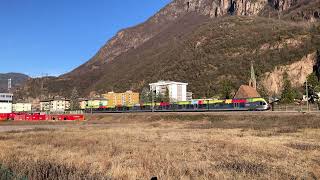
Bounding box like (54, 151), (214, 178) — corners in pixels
(50, 97), (70, 112)
(40, 97), (70, 112)
(12, 103), (32, 112)
(102, 91), (139, 107)
(40, 100), (50, 112)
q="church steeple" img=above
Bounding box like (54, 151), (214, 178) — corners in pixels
(249, 61), (257, 90)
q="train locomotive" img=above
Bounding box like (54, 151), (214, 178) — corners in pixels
(88, 97), (270, 113)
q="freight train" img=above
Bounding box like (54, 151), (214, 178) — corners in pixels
(87, 97), (270, 113)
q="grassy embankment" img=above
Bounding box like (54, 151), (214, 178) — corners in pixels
(0, 112), (319, 179)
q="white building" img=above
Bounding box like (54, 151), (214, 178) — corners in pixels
(187, 92), (193, 101)
(40, 100), (50, 112)
(0, 93), (13, 113)
(50, 97), (70, 112)
(149, 81), (188, 102)
(40, 97), (70, 112)
(12, 103), (32, 112)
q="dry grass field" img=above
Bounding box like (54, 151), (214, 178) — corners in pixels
(0, 112), (320, 180)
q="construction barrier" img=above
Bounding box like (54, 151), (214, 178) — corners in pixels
(1, 113), (85, 121)
(0, 114), (8, 121)
(48, 114), (85, 121)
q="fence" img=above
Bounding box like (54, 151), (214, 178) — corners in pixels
(40, 110), (84, 115)
(273, 104), (320, 112)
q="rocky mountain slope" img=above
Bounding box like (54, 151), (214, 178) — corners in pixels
(0, 73), (30, 93)
(280, 0), (320, 21)
(22, 0), (320, 99)
(67, 0), (308, 78)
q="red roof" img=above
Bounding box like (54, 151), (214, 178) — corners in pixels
(234, 85), (260, 99)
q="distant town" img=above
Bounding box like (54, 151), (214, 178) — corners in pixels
(4, 65), (262, 114)
(1, 62), (318, 115)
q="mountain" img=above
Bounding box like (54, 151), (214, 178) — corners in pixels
(66, 0), (302, 77)
(21, 0), (320, 99)
(0, 73), (30, 93)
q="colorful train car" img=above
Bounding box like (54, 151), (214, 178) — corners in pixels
(89, 98), (270, 113)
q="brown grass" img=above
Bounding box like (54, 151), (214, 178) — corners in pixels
(0, 112), (320, 179)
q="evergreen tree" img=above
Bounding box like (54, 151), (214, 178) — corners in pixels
(306, 72), (320, 103)
(221, 80), (233, 99)
(307, 72), (320, 91)
(315, 50), (320, 81)
(140, 87), (151, 103)
(70, 88), (80, 110)
(307, 73), (320, 87)
(156, 93), (164, 102)
(280, 72), (295, 104)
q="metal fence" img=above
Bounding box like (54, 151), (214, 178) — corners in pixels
(273, 104), (320, 112)
(40, 110), (85, 115)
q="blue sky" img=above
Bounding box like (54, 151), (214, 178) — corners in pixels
(0, 0), (171, 77)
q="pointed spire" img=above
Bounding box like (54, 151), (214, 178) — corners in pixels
(249, 61), (257, 90)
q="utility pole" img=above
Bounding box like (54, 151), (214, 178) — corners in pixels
(151, 87), (155, 112)
(306, 79), (309, 112)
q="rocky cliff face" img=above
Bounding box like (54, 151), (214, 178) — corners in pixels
(268, 0), (300, 11)
(281, 0), (320, 22)
(162, 0), (263, 17)
(261, 52), (316, 95)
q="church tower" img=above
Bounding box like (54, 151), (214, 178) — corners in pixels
(249, 61), (257, 90)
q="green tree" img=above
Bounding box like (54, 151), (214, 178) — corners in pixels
(70, 88), (80, 110)
(306, 72), (320, 104)
(140, 87), (151, 103)
(156, 93), (164, 102)
(220, 80), (234, 99)
(163, 88), (170, 102)
(307, 72), (319, 87)
(280, 72), (295, 104)
(307, 72), (320, 92)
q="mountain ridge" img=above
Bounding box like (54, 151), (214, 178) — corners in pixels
(66, 0), (317, 78)
(0, 73), (30, 93)
(21, 0), (320, 99)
